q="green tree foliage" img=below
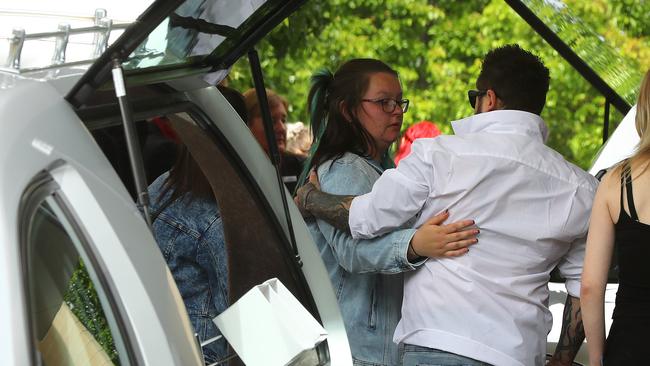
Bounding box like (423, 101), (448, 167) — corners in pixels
(229, 0), (650, 169)
(64, 260), (120, 365)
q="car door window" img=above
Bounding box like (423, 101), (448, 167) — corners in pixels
(86, 96), (328, 364)
(136, 111), (327, 364)
(23, 191), (128, 366)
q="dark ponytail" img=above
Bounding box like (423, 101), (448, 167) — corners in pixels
(308, 68), (335, 138)
(296, 69), (335, 188)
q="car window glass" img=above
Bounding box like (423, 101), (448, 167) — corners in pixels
(520, 0), (642, 104)
(124, 0), (269, 70)
(24, 195), (126, 366)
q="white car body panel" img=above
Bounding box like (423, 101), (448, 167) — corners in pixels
(0, 74), (203, 365)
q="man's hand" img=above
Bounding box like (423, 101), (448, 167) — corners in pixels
(409, 211), (479, 259)
(294, 170), (354, 232)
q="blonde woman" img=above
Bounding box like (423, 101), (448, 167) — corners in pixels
(582, 70), (650, 365)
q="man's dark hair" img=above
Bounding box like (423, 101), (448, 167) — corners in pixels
(477, 44), (550, 115)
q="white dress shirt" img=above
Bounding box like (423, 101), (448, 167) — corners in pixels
(349, 110), (598, 366)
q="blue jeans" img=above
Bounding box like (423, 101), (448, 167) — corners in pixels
(402, 344), (493, 366)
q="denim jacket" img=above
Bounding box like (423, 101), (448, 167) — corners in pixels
(307, 153), (424, 366)
(148, 173), (228, 364)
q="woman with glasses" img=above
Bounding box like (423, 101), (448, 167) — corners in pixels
(582, 70), (650, 365)
(299, 58), (477, 366)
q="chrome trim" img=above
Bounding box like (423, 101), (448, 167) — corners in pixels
(5, 29), (25, 69)
(1, 9), (131, 71)
(51, 24), (70, 65)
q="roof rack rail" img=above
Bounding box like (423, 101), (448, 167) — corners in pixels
(1, 9), (135, 73)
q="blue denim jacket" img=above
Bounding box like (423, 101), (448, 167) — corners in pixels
(307, 153), (423, 366)
(148, 173), (228, 364)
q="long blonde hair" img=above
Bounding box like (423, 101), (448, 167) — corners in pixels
(613, 70), (650, 181)
(635, 71), (650, 156)
(627, 70), (650, 178)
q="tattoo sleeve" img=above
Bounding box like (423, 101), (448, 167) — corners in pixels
(550, 294), (585, 364)
(299, 182), (355, 233)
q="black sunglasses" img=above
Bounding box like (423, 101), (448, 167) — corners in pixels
(467, 89), (487, 109)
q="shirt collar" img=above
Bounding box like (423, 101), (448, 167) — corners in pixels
(451, 110), (549, 143)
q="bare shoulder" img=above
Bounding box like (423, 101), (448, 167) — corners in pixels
(596, 167), (622, 222)
(600, 166), (621, 190)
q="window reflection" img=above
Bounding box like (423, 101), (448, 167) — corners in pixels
(25, 197), (124, 365)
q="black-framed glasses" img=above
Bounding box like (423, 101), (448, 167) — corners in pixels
(362, 98), (410, 113)
(467, 89), (487, 109)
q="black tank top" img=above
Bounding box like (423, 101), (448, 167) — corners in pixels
(612, 164), (650, 319)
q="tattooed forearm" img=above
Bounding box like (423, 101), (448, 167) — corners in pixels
(549, 295), (585, 365)
(297, 182), (354, 232)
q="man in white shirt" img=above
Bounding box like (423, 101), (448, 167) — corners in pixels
(296, 45), (598, 366)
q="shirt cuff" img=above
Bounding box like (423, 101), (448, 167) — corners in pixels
(565, 278), (581, 298)
(396, 229), (427, 270)
(349, 195), (377, 239)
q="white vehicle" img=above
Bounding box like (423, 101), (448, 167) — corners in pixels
(0, 0), (351, 365)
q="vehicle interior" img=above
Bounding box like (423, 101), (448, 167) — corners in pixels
(88, 106), (326, 365)
(16, 0), (330, 364)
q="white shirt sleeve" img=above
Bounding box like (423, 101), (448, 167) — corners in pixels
(557, 182), (596, 298)
(349, 139), (434, 239)
(557, 235), (586, 298)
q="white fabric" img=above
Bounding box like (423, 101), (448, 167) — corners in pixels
(349, 110), (598, 366)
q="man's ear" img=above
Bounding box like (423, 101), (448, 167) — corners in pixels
(485, 89), (503, 112)
(339, 100), (353, 122)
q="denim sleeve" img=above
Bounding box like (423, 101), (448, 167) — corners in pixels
(195, 214), (229, 359)
(316, 158), (425, 274)
(198, 215), (229, 317)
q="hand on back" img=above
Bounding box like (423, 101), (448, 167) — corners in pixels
(409, 211), (479, 258)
